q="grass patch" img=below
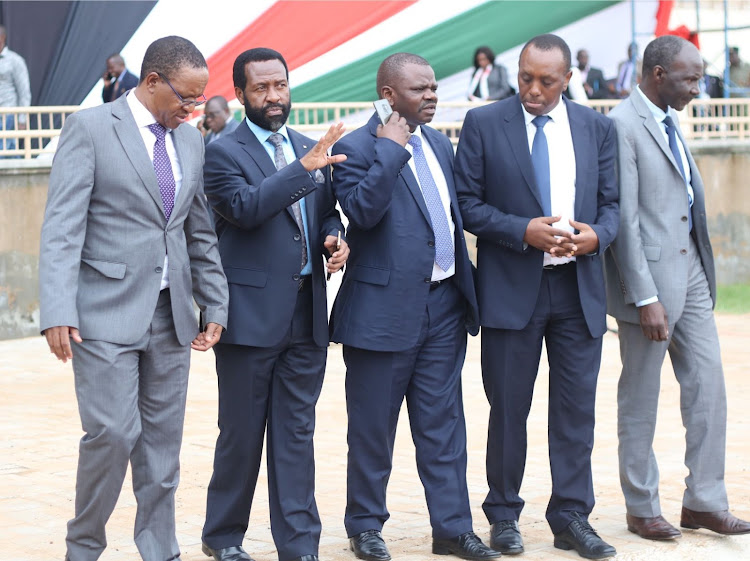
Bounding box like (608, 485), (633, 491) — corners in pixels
(716, 284), (750, 314)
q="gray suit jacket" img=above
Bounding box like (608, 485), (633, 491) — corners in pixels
(605, 91), (716, 325)
(40, 94), (228, 345)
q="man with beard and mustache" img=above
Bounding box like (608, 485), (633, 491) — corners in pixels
(200, 47), (350, 561)
(330, 52), (499, 561)
(454, 34), (618, 559)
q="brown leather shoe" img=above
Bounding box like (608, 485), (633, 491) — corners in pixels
(680, 507), (750, 535)
(626, 514), (681, 540)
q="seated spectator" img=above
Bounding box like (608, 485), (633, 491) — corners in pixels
(467, 46), (514, 101)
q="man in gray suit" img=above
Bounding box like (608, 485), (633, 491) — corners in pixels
(606, 35), (750, 541)
(39, 36), (229, 561)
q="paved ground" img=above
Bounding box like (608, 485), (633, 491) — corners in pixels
(2, 314), (750, 561)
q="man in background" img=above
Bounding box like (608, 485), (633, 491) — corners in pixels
(201, 95), (239, 145)
(102, 53), (139, 103)
(0, 24), (30, 154)
(577, 48), (608, 99)
(728, 46), (750, 96)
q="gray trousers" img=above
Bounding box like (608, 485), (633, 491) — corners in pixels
(66, 290), (190, 561)
(616, 238), (728, 517)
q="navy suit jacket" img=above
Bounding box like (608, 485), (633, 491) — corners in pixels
(204, 120), (344, 348)
(330, 113), (479, 352)
(102, 70), (139, 103)
(455, 95), (618, 338)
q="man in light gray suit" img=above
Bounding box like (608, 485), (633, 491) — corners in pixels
(606, 35), (750, 541)
(39, 36), (228, 561)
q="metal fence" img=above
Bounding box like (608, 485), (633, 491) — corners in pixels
(1, 98), (748, 159)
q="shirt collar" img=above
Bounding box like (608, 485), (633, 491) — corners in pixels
(521, 95), (568, 127)
(245, 116), (289, 146)
(636, 85), (672, 124)
(127, 90), (169, 131)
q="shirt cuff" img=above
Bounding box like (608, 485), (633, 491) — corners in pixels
(636, 296), (659, 307)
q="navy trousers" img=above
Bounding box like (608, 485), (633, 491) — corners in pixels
(343, 280), (474, 539)
(203, 285), (326, 560)
(481, 263), (603, 534)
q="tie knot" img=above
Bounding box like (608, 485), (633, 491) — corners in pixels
(662, 115), (675, 129)
(407, 135), (422, 149)
(148, 122), (167, 141)
(267, 132), (284, 148)
(532, 115), (551, 129)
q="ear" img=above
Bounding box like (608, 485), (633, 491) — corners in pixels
(653, 65), (667, 83)
(381, 86), (395, 106)
(234, 86), (245, 105)
(144, 72), (160, 93)
(563, 69), (573, 91)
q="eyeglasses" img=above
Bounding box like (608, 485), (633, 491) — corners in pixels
(158, 72), (207, 108)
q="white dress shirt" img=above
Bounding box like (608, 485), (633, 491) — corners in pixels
(521, 98), (576, 267)
(405, 126), (456, 281)
(127, 91), (184, 290)
(634, 86), (694, 307)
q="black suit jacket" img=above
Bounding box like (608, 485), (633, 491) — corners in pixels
(102, 70), (139, 103)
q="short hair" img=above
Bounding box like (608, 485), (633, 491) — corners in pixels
(520, 34), (572, 71)
(0, 25), (8, 39)
(376, 52), (430, 98)
(642, 35), (689, 74)
(107, 54), (124, 65)
(473, 46), (496, 69)
(731, 46), (740, 55)
(206, 95), (230, 111)
(140, 36), (206, 82)
(233, 48), (288, 91)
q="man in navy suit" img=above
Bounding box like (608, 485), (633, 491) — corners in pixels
(102, 54), (139, 102)
(455, 34), (619, 559)
(330, 53), (499, 561)
(200, 48), (349, 561)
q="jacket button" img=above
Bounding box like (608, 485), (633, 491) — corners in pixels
(680, 249), (687, 255)
(155, 267), (162, 273)
(294, 234), (301, 241)
(681, 216), (688, 222)
(293, 274), (300, 281)
(424, 277), (431, 283)
(302, 186), (307, 191)
(290, 195), (295, 199)
(428, 241), (435, 247)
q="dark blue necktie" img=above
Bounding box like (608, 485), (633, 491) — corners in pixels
(663, 116), (693, 231)
(531, 115), (551, 216)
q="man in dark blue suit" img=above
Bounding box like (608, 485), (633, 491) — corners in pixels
(101, 54), (139, 102)
(200, 48), (349, 561)
(455, 35), (619, 560)
(330, 53), (499, 561)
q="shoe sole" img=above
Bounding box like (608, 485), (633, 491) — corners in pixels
(553, 538), (616, 560)
(490, 542), (524, 555)
(627, 525), (681, 540)
(680, 522), (750, 535)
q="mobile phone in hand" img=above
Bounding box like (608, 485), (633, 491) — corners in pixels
(373, 99), (393, 125)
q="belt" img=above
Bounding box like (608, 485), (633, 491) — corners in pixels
(543, 261), (576, 271)
(428, 276), (453, 290)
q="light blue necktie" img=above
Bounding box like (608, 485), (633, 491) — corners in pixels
(531, 115), (551, 216)
(408, 135), (455, 271)
(663, 116), (693, 231)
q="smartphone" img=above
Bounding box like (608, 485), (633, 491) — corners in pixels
(373, 99), (393, 125)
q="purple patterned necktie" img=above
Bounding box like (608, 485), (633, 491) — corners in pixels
(148, 122), (176, 220)
(407, 135), (454, 271)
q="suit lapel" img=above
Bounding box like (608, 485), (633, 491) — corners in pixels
(503, 101), (543, 210)
(631, 92), (684, 178)
(170, 125), (194, 222)
(422, 125), (460, 215)
(566, 99), (590, 218)
(111, 96), (164, 215)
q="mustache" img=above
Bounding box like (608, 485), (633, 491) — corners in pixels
(264, 102), (287, 112)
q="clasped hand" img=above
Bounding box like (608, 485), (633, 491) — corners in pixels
(523, 217), (599, 257)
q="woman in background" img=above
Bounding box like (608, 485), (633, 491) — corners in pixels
(468, 45), (514, 101)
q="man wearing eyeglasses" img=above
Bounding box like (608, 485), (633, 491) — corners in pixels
(39, 36), (228, 561)
(201, 96), (239, 145)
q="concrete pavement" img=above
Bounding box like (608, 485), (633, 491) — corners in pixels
(2, 314), (749, 561)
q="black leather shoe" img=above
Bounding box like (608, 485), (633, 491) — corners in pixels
(202, 543), (255, 561)
(553, 514), (616, 559)
(349, 530), (391, 561)
(490, 520), (524, 554)
(287, 556), (319, 561)
(432, 531), (502, 560)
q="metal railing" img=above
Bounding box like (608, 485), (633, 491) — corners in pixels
(2, 98), (749, 159)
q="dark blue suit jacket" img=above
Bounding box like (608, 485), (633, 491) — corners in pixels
(204, 120), (344, 348)
(330, 113), (479, 352)
(102, 70), (139, 103)
(455, 96), (618, 338)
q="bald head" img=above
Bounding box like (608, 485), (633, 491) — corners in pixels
(641, 35), (702, 112)
(376, 52), (430, 98)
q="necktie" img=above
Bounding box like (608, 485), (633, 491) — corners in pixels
(663, 116), (693, 231)
(407, 135), (455, 271)
(147, 123), (176, 220)
(531, 115), (552, 216)
(267, 133), (308, 268)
